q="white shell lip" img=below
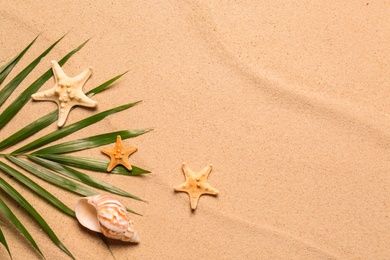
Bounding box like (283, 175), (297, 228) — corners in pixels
(75, 194), (140, 243)
(75, 197), (101, 233)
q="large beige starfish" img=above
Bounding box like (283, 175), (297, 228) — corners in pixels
(31, 60), (97, 127)
(174, 164), (219, 210)
(101, 135), (138, 172)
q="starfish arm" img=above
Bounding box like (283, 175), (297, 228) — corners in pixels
(189, 194), (200, 210)
(124, 147), (138, 155)
(182, 163), (195, 179)
(106, 160), (117, 172)
(116, 135), (123, 144)
(199, 164), (212, 178)
(51, 60), (68, 81)
(120, 158), (133, 171)
(101, 148), (118, 171)
(73, 66), (92, 86)
(76, 93), (98, 108)
(174, 183), (189, 192)
(31, 88), (58, 101)
(57, 105), (73, 127)
(203, 184), (219, 196)
(101, 147), (112, 156)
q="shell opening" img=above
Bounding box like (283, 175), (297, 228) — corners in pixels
(75, 197), (101, 233)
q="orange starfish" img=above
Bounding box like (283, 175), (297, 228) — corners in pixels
(174, 163), (219, 210)
(101, 135), (137, 172)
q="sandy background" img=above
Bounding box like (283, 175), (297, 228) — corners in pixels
(0, 1), (389, 259)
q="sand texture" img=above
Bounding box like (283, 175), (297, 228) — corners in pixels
(0, 1), (389, 259)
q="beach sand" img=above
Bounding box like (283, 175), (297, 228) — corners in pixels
(0, 1), (389, 259)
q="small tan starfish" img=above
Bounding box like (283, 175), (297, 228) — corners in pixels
(31, 60), (97, 127)
(102, 135), (137, 172)
(174, 163), (219, 210)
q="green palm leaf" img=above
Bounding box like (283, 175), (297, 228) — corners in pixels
(37, 154), (150, 175)
(0, 198), (43, 258)
(0, 37), (150, 259)
(0, 72), (127, 151)
(85, 71), (128, 97)
(33, 129), (151, 154)
(0, 35), (38, 85)
(0, 176), (75, 259)
(8, 157), (97, 197)
(0, 35), (63, 108)
(0, 110), (56, 151)
(0, 161), (74, 217)
(28, 155), (142, 201)
(0, 226), (12, 259)
(14, 101), (141, 154)
(0, 38), (88, 131)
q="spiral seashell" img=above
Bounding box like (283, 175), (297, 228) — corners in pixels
(75, 194), (140, 243)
